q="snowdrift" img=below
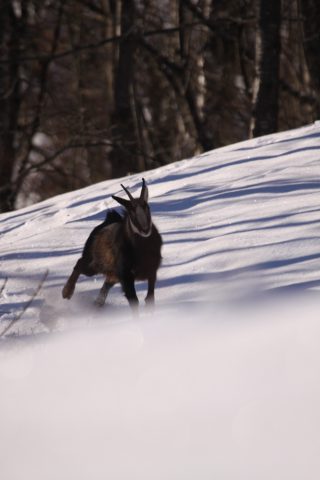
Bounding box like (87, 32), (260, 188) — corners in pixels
(1, 123), (320, 479)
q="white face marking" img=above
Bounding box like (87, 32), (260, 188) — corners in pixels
(129, 218), (152, 237)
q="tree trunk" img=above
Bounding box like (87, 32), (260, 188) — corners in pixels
(109, 0), (139, 178)
(300, 0), (320, 117)
(0, 3), (21, 212)
(251, 0), (281, 137)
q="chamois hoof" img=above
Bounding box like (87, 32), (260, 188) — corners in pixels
(129, 300), (139, 317)
(94, 296), (106, 307)
(145, 296), (155, 310)
(131, 308), (139, 318)
(62, 283), (74, 299)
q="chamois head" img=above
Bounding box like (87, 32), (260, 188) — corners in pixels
(112, 178), (152, 237)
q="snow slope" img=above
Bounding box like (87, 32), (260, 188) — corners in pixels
(1, 123), (320, 479)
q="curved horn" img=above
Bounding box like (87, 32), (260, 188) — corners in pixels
(121, 183), (134, 202)
(140, 178), (148, 202)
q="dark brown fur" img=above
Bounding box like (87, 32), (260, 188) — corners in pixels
(62, 180), (162, 310)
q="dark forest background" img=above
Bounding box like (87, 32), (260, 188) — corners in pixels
(0, 0), (319, 212)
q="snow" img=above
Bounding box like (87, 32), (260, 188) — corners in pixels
(1, 122), (320, 478)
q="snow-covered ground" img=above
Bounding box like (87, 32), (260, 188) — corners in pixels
(1, 123), (320, 479)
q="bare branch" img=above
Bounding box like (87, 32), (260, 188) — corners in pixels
(0, 23), (201, 65)
(280, 79), (318, 105)
(182, 0), (256, 32)
(0, 277), (8, 298)
(0, 269), (49, 338)
(22, 140), (114, 177)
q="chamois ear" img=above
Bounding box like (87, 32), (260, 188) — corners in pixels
(112, 195), (131, 208)
(140, 178), (149, 202)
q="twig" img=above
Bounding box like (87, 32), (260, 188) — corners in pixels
(0, 23), (201, 65)
(0, 277), (8, 297)
(0, 269), (49, 338)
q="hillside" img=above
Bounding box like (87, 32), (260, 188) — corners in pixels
(1, 123), (320, 479)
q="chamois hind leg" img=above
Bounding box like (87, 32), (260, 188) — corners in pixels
(145, 274), (156, 307)
(62, 258), (84, 299)
(95, 278), (115, 307)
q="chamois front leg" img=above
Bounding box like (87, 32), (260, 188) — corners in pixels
(95, 279), (115, 307)
(62, 258), (83, 299)
(145, 274), (156, 308)
(120, 271), (139, 311)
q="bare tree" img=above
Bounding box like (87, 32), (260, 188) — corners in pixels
(251, 0), (281, 137)
(0, 0), (318, 213)
(0, 2), (22, 211)
(300, 0), (320, 117)
(203, 0), (256, 146)
(109, 0), (140, 178)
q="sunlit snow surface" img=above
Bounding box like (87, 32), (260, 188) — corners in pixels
(1, 123), (320, 479)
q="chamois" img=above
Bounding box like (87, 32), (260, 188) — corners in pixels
(62, 179), (162, 310)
